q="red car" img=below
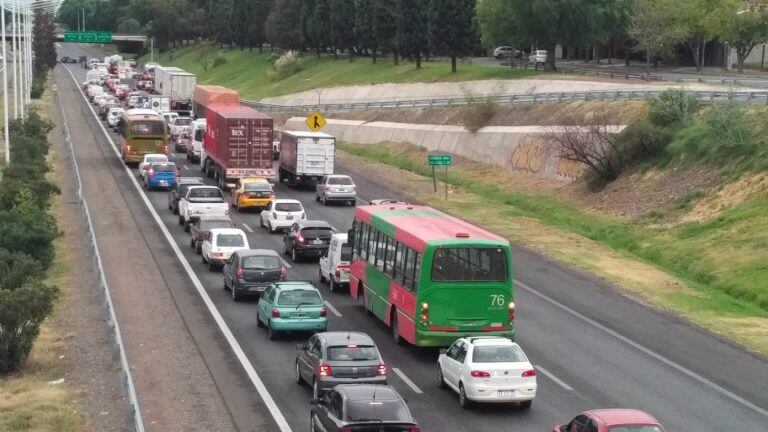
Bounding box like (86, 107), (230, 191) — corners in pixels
(553, 409), (665, 432)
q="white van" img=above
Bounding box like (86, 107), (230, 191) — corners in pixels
(318, 233), (351, 292)
(187, 119), (206, 163)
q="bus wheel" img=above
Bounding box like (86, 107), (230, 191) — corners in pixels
(392, 312), (402, 345)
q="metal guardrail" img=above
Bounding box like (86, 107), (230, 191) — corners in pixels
(243, 90), (768, 113)
(57, 81), (145, 432)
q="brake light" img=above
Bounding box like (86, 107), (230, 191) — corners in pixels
(319, 307), (327, 317)
(271, 308), (281, 318)
(279, 265), (286, 280)
(148, 169), (155, 177)
(236, 266), (244, 281)
(339, 428), (351, 432)
(508, 302), (516, 322)
(325, 184), (330, 191)
(376, 364), (387, 376)
(163, 145), (168, 154)
(317, 363), (332, 377)
(272, 211), (277, 219)
(296, 232), (305, 243)
(409, 427), (421, 432)
(420, 302), (429, 325)
(126, 145), (131, 152)
(470, 370), (491, 378)
(300, 212), (306, 219)
(352, 185), (356, 191)
(522, 369), (537, 377)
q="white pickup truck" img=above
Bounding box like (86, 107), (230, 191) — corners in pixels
(178, 185), (229, 231)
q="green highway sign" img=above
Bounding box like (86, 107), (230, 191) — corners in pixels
(64, 31), (112, 43)
(428, 154), (452, 166)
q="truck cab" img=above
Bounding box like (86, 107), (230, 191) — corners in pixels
(318, 233), (351, 292)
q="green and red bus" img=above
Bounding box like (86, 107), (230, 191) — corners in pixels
(349, 204), (514, 346)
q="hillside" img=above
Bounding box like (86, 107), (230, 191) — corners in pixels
(140, 47), (540, 101)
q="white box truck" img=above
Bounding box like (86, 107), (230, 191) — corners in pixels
(278, 131), (335, 187)
(154, 66), (196, 113)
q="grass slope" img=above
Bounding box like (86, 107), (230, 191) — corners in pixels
(141, 47), (539, 100)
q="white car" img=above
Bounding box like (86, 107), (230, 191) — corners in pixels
(437, 337), (537, 409)
(169, 117), (192, 141)
(107, 107), (125, 128)
(318, 233), (351, 292)
(138, 153), (169, 179)
(529, 50), (548, 66)
(493, 46), (517, 59)
(162, 111), (179, 128)
(260, 199), (306, 233)
(201, 228), (249, 271)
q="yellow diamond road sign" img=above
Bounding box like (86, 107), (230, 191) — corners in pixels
(305, 111), (327, 132)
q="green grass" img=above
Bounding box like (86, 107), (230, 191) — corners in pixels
(140, 46), (540, 100)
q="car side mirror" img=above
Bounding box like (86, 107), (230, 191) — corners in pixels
(309, 398), (321, 406)
(439, 348), (447, 355)
(403, 397), (408, 404)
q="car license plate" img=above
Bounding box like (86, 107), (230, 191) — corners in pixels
(160, 180), (167, 185)
(497, 390), (514, 397)
(312, 239), (322, 245)
(286, 215), (293, 220)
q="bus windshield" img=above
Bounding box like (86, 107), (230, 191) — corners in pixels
(432, 247), (508, 282)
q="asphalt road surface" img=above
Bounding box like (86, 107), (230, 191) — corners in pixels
(58, 42), (768, 432)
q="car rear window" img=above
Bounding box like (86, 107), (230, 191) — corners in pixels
(131, 120), (165, 135)
(244, 182), (272, 192)
(241, 255), (280, 270)
(341, 244), (352, 261)
(216, 234), (244, 247)
(188, 188), (224, 200)
(327, 345), (378, 361)
(328, 176), (353, 185)
(194, 129), (204, 141)
(471, 345), (527, 363)
(150, 163), (176, 172)
(432, 247), (508, 282)
(301, 228), (333, 238)
(608, 427), (663, 432)
(345, 400), (410, 423)
(174, 118), (192, 125)
(275, 202), (302, 212)
(200, 220), (233, 230)
(146, 156), (167, 163)
(276, 289), (322, 306)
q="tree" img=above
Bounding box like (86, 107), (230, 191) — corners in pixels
(429, 0), (476, 72)
(354, 0), (377, 62)
(33, 8), (57, 78)
(330, 0), (357, 61)
(628, 0), (688, 78)
(117, 18), (143, 34)
(373, 0), (399, 65)
(312, 0), (332, 57)
(718, 1), (768, 72)
(400, 0), (429, 68)
(678, 0), (730, 71)
(476, 0), (517, 49)
(266, 0), (303, 50)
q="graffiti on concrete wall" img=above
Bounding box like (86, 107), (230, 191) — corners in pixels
(556, 158), (584, 179)
(509, 136), (548, 173)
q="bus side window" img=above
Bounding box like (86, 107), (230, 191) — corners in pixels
(393, 242), (405, 284)
(413, 253), (421, 292)
(403, 248), (415, 291)
(375, 232), (387, 272)
(383, 237), (396, 277)
(367, 229), (378, 267)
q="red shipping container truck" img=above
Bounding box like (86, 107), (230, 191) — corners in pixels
(193, 85), (239, 119)
(202, 104), (276, 188)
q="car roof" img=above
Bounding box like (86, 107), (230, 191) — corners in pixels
(237, 249), (280, 257)
(209, 228), (246, 235)
(587, 409), (660, 426)
(331, 233), (348, 241)
(299, 220), (333, 229)
(463, 336), (516, 347)
(274, 281), (318, 291)
(177, 177), (204, 183)
(335, 384), (402, 401)
(273, 198), (301, 204)
(318, 331), (375, 346)
(187, 185), (219, 190)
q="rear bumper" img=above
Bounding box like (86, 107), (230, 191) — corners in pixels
(233, 281), (273, 295)
(417, 328), (515, 347)
(270, 219), (297, 230)
(294, 246), (329, 257)
(464, 383), (537, 403)
(325, 192), (356, 201)
(270, 318), (327, 332)
(317, 376), (387, 393)
(238, 198), (272, 208)
(147, 179), (176, 188)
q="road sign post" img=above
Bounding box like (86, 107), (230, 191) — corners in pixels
(427, 154), (452, 199)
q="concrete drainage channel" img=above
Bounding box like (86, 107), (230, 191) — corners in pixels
(56, 83), (145, 432)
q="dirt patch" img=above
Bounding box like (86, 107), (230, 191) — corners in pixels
(682, 172), (768, 223)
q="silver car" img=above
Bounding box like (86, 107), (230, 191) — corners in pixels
(316, 175), (356, 206)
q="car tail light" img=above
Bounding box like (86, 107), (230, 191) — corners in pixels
(376, 364), (387, 376)
(126, 145), (131, 152)
(236, 267), (244, 281)
(142, 162), (149, 170)
(420, 302), (429, 325)
(521, 369), (537, 377)
(317, 363), (332, 377)
(508, 302), (516, 322)
(352, 185), (356, 191)
(325, 184), (330, 191)
(272, 211), (277, 219)
(339, 428), (351, 432)
(300, 212), (306, 220)
(296, 233), (305, 243)
(409, 427), (421, 432)
(148, 169), (155, 177)
(470, 370), (491, 378)
(319, 307), (327, 317)
(163, 145), (168, 154)
(271, 308), (281, 318)
(280, 265), (286, 280)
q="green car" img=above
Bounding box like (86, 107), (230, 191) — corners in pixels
(257, 282), (328, 340)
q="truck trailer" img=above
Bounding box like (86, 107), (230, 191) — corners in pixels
(201, 104), (275, 188)
(193, 85), (239, 119)
(154, 66), (196, 112)
(278, 131), (335, 186)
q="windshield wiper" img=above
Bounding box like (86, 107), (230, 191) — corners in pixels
(295, 302), (311, 310)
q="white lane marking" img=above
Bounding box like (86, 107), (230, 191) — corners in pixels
(535, 365), (573, 391)
(242, 223), (254, 233)
(517, 279), (768, 417)
(323, 300), (342, 317)
(392, 367), (423, 394)
(62, 64), (294, 432)
(183, 164), (189, 170)
(280, 258), (292, 269)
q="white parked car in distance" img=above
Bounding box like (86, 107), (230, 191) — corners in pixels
(318, 233), (351, 292)
(260, 199), (306, 233)
(138, 153), (169, 179)
(437, 336), (537, 409)
(493, 46), (517, 59)
(201, 228), (249, 271)
(529, 50), (548, 66)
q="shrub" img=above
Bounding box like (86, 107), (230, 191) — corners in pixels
(30, 77), (46, 99)
(0, 249), (44, 291)
(462, 101), (496, 132)
(270, 50), (303, 80)
(619, 119), (670, 161)
(212, 52), (227, 69)
(0, 283), (59, 373)
(706, 101), (754, 156)
(0, 209), (58, 269)
(649, 89), (699, 126)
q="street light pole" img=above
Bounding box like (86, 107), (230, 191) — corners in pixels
(12, 1), (17, 119)
(26, 5), (31, 105)
(80, 7), (85, 32)
(2, 0), (9, 165)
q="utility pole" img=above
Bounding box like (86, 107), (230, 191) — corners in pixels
(2, 0), (9, 165)
(81, 7), (85, 32)
(12, 1), (17, 119)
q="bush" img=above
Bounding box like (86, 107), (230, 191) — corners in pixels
(619, 119), (670, 161)
(0, 283), (58, 373)
(0, 249), (44, 291)
(649, 89), (699, 126)
(30, 78), (46, 99)
(269, 50), (303, 80)
(212, 52), (227, 69)
(462, 101), (497, 132)
(706, 101), (754, 155)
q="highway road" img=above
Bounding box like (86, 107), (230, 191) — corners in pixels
(58, 42), (768, 432)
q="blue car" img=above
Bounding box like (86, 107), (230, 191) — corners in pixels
(144, 162), (178, 190)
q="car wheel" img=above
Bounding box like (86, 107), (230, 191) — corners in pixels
(315, 193), (320, 202)
(295, 362), (304, 385)
(392, 313), (402, 345)
(195, 242), (202, 255)
(173, 204), (179, 215)
(260, 216), (265, 228)
(202, 253), (207, 264)
(350, 200), (356, 206)
(312, 379), (320, 399)
(256, 309), (264, 328)
(268, 323), (279, 340)
(232, 285), (242, 302)
(178, 215), (184, 226)
(520, 400), (532, 409)
(292, 248), (298, 263)
(167, 199), (172, 211)
(329, 277), (336, 293)
(268, 221), (276, 233)
(318, 267), (326, 283)
(190, 237), (196, 249)
(437, 365), (448, 389)
(235, 199), (240, 212)
(459, 383), (471, 409)
(208, 259), (217, 272)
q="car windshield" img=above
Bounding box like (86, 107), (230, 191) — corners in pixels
(216, 234), (244, 247)
(328, 176), (354, 185)
(276, 289), (322, 306)
(346, 400), (410, 423)
(341, 244), (352, 261)
(608, 427), (663, 432)
(275, 202), (302, 212)
(174, 118), (192, 126)
(301, 228), (333, 238)
(241, 255), (280, 270)
(150, 164), (176, 172)
(200, 220), (232, 230)
(471, 345), (527, 363)
(244, 182), (271, 192)
(194, 129), (204, 141)
(432, 247), (508, 282)
(327, 345), (378, 361)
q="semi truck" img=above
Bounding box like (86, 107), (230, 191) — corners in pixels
(154, 66), (196, 112)
(278, 131), (336, 187)
(193, 85), (239, 119)
(201, 104), (276, 188)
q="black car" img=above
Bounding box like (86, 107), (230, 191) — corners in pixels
(190, 216), (235, 254)
(167, 177), (205, 214)
(222, 249), (285, 301)
(60, 56), (77, 63)
(284, 220), (334, 262)
(310, 384), (419, 432)
(296, 332), (387, 399)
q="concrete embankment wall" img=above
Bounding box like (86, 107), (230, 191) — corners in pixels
(283, 117), (626, 182)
